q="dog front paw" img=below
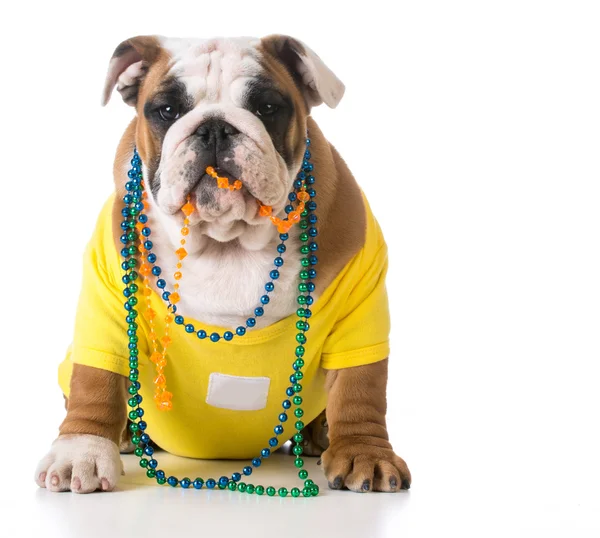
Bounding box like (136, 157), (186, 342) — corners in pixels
(34, 434), (122, 493)
(321, 437), (411, 493)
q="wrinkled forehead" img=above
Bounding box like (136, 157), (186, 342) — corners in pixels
(160, 37), (267, 105)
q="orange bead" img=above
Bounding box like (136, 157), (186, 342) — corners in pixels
(289, 211), (301, 223)
(140, 263), (151, 276)
(296, 201), (305, 213)
(259, 205), (273, 216)
(143, 308), (156, 321)
(174, 283), (180, 290)
(180, 239), (186, 245)
(157, 357), (167, 369)
(233, 180), (243, 190)
(165, 314), (174, 324)
(176, 262), (182, 269)
(154, 374), (166, 388)
(175, 247), (188, 260)
(143, 287), (152, 296)
(169, 292), (180, 304)
(181, 227), (189, 236)
(174, 272), (182, 280)
(181, 202), (194, 217)
(157, 399), (173, 411)
(161, 336), (172, 347)
(150, 351), (162, 363)
(297, 191), (310, 202)
(277, 222), (293, 234)
(206, 166), (216, 177)
(217, 177), (229, 189)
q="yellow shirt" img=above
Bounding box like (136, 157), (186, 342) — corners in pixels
(58, 194), (390, 459)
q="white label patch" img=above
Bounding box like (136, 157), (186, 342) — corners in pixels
(206, 373), (271, 411)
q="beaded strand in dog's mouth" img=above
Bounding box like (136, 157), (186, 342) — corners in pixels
(119, 137), (320, 497)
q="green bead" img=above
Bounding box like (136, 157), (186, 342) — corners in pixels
(299, 232), (309, 242)
(129, 208), (139, 216)
(134, 447), (143, 457)
(293, 445), (303, 456)
(128, 245), (137, 255)
(238, 482), (247, 492)
(128, 258), (137, 268)
(255, 485), (264, 495)
(228, 481), (237, 491)
(301, 210), (308, 217)
(129, 271), (138, 281)
(129, 335), (138, 344)
(291, 487), (300, 497)
(293, 384), (303, 393)
(297, 295), (307, 305)
(218, 482), (226, 490)
(128, 385), (138, 395)
(128, 297), (138, 306)
(129, 360), (138, 369)
(266, 486), (276, 496)
(298, 470), (308, 480)
(293, 395), (303, 405)
(246, 484), (255, 494)
(128, 397), (138, 408)
(296, 308), (306, 317)
(128, 410), (138, 420)
(131, 435), (141, 445)
(129, 283), (139, 294)
(128, 373), (138, 382)
(146, 469), (156, 478)
(299, 270), (309, 280)
(296, 333), (306, 344)
(300, 245), (309, 254)
(295, 346), (305, 357)
(127, 232), (136, 241)
(299, 220), (308, 230)
(157, 477), (166, 485)
(128, 322), (138, 331)
(293, 433), (304, 443)
(129, 422), (139, 432)
(295, 371), (304, 381)
(278, 488), (288, 497)
(304, 479), (314, 487)
(130, 346), (139, 355)
(302, 487), (311, 497)
(294, 458), (304, 468)
(298, 283), (308, 293)
(295, 420), (305, 430)
(300, 258), (310, 267)
(311, 485), (320, 496)
(295, 358), (305, 368)
(296, 321), (305, 331)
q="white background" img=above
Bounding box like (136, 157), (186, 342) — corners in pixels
(1, 1), (599, 536)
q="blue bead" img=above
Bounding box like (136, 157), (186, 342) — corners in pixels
(162, 291), (170, 301)
(246, 318), (256, 328)
(231, 473), (241, 482)
(265, 282), (275, 292)
(138, 420), (147, 430)
(274, 425), (284, 435)
(124, 302), (132, 312)
(120, 222), (129, 231)
(308, 188), (316, 198)
(180, 478), (191, 489)
(124, 194), (133, 204)
(306, 296), (314, 305)
(148, 459), (158, 469)
(144, 445), (154, 456)
(185, 324), (195, 333)
(252, 458), (262, 467)
(307, 283), (315, 292)
(307, 175), (315, 185)
(309, 241), (318, 251)
(306, 138), (311, 146)
(293, 179), (303, 189)
(304, 308), (312, 318)
(243, 466), (252, 476)
(277, 244), (286, 254)
(137, 395), (144, 405)
(282, 400), (291, 409)
(309, 255), (318, 265)
(121, 248), (130, 258)
(255, 307), (264, 317)
(274, 257), (284, 267)
(224, 331), (234, 341)
(135, 203), (144, 212)
(156, 470), (165, 479)
(286, 387), (295, 397)
(122, 275), (131, 284)
(193, 479), (204, 489)
(141, 227), (151, 237)
(308, 269), (317, 278)
(170, 305), (177, 313)
(136, 408), (144, 417)
(307, 202), (317, 212)
(151, 266), (161, 276)
(302, 160), (309, 168)
(261, 295), (270, 305)
(279, 413), (288, 422)
(290, 375), (297, 383)
(144, 240), (153, 250)
(304, 150), (311, 159)
(288, 192), (297, 202)
(219, 476), (229, 486)
(206, 479), (216, 489)
(197, 330), (207, 339)
(125, 182), (133, 191)
(120, 234), (128, 244)
(175, 315), (184, 325)
(269, 437), (278, 447)
(148, 253), (157, 263)
(167, 476), (178, 487)
(141, 433), (150, 443)
(121, 208), (130, 218)
(261, 448), (271, 458)
(210, 333), (220, 342)
(270, 270), (280, 280)
(124, 289), (132, 298)
(138, 214), (148, 224)
(298, 171), (306, 180)
(157, 279), (166, 289)
(279, 233), (289, 241)
(309, 215), (318, 224)
(285, 205), (294, 214)
(236, 326), (246, 336)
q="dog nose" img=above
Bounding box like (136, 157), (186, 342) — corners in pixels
(196, 119), (239, 148)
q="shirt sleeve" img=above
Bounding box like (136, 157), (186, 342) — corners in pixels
(68, 196), (142, 378)
(320, 211), (391, 370)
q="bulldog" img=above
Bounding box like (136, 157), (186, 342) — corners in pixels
(34, 35), (411, 494)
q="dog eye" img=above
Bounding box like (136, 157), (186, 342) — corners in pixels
(158, 104), (181, 122)
(256, 103), (279, 117)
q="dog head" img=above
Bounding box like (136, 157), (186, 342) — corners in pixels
(103, 35), (344, 250)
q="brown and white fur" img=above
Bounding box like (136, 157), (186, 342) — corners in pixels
(34, 35), (411, 494)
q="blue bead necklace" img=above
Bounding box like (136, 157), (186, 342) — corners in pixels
(120, 137), (320, 497)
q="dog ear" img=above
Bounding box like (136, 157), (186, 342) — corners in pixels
(101, 36), (163, 107)
(261, 35), (345, 109)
